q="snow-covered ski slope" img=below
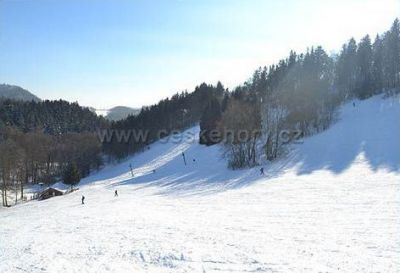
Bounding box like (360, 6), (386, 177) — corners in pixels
(1, 95), (399, 273)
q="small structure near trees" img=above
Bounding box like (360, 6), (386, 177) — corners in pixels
(38, 187), (63, 201)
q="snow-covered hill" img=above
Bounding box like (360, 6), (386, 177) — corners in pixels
(1, 95), (399, 273)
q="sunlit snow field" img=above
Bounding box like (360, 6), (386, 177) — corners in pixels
(1, 95), (399, 273)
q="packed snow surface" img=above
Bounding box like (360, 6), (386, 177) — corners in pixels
(1, 95), (399, 272)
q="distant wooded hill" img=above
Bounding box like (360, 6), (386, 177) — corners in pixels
(0, 84), (41, 102)
(105, 106), (140, 121)
(0, 98), (108, 134)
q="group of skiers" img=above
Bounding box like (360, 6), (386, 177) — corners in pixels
(80, 150), (268, 205)
(81, 189), (118, 205)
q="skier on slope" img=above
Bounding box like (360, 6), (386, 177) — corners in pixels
(114, 190), (118, 197)
(182, 152), (187, 166)
(260, 167), (265, 175)
(81, 195), (85, 205)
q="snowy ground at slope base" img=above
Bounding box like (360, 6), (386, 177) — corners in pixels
(0, 95), (399, 273)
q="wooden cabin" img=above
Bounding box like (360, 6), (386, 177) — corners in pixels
(38, 188), (63, 201)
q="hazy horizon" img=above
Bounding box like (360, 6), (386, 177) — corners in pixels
(1, 0), (399, 108)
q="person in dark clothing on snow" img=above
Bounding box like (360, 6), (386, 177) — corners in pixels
(114, 190), (118, 197)
(260, 167), (265, 175)
(182, 152), (187, 166)
(81, 195), (85, 204)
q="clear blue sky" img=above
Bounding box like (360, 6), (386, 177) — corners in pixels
(1, 0), (399, 108)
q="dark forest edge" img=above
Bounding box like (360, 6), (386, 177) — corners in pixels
(1, 19), (399, 206)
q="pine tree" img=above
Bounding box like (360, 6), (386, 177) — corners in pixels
(346, 38), (358, 96)
(62, 162), (81, 190)
(383, 18), (400, 88)
(372, 34), (384, 92)
(199, 98), (222, 145)
(355, 35), (373, 98)
(335, 38), (358, 98)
